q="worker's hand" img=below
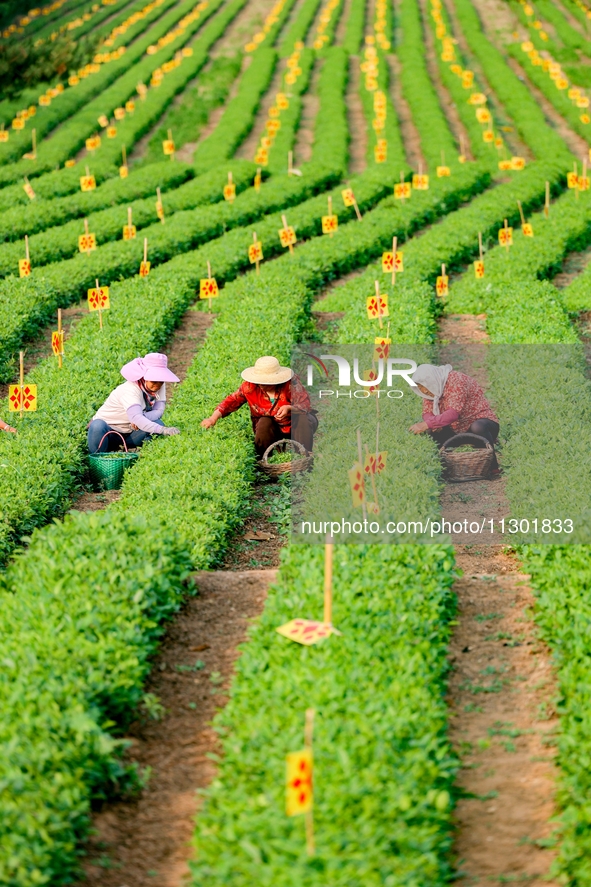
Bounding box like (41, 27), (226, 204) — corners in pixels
(130, 423), (139, 431)
(162, 426), (180, 436)
(1, 423), (16, 433)
(201, 410), (222, 429)
(409, 421), (429, 434)
(275, 404), (291, 421)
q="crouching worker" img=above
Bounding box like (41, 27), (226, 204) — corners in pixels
(88, 352), (180, 453)
(408, 363), (499, 468)
(200, 356), (317, 456)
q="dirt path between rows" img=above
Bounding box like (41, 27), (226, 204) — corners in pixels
(346, 56), (368, 173)
(438, 315), (560, 886)
(293, 57), (322, 164)
(444, 0), (533, 161)
(80, 569), (276, 887)
(387, 54), (425, 169)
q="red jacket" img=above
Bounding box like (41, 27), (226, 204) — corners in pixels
(217, 375), (311, 433)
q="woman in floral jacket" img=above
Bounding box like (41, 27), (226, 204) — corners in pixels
(201, 356), (317, 456)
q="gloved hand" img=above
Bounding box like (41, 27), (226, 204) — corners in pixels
(162, 426), (181, 436)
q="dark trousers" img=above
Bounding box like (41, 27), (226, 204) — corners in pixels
(430, 418), (500, 469)
(87, 418), (164, 454)
(254, 413), (318, 458)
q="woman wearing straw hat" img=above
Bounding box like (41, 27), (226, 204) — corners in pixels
(87, 353), (181, 454)
(201, 356), (317, 456)
(409, 363), (499, 469)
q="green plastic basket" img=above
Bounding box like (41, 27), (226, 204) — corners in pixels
(88, 431), (139, 491)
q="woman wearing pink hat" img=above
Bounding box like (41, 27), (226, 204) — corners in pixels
(88, 353), (181, 454)
(201, 355), (317, 456)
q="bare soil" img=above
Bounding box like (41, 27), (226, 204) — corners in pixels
(438, 315), (560, 884)
(387, 54), (426, 169)
(444, 0), (533, 160)
(416, 0), (473, 163)
(235, 63), (284, 159)
(346, 56), (368, 174)
(552, 243), (591, 289)
(79, 569), (276, 887)
(293, 57), (322, 165)
(334, 0), (354, 44)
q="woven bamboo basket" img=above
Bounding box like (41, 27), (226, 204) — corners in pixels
(259, 439), (313, 477)
(439, 433), (495, 483)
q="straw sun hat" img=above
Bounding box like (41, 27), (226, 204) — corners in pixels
(241, 356), (293, 385)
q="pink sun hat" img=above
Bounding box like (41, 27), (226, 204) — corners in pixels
(120, 353), (180, 383)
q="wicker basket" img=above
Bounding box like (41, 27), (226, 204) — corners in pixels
(259, 439), (313, 477)
(439, 433), (495, 483)
(88, 431), (139, 491)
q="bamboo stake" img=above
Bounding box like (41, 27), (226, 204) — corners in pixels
(323, 541), (333, 625)
(168, 128), (174, 161)
(288, 149), (293, 176)
(391, 235), (397, 286)
(545, 181), (550, 218)
(85, 165), (90, 178)
(143, 236), (148, 273)
(357, 428), (367, 522)
(365, 443), (378, 509)
(282, 213), (294, 255)
(503, 218), (509, 256)
(517, 200), (526, 226)
(58, 308), (62, 368)
(157, 186), (164, 223)
(207, 260), (213, 311)
(19, 351), (24, 417)
(375, 280), (383, 329)
(96, 277), (103, 330)
(459, 133), (466, 160)
(253, 231), (260, 275)
(304, 709), (315, 857)
(478, 231), (483, 262)
(575, 161), (579, 201)
(328, 195), (333, 236)
(25, 234), (29, 263)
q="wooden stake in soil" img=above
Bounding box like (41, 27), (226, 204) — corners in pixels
(304, 708), (315, 856)
(357, 427), (367, 522)
(207, 260), (213, 312)
(459, 133), (466, 163)
(252, 231), (260, 275)
(391, 235), (397, 286)
(19, 351), (24, 417)
(545, 181), (550, 218)
(120, 145), (128, 178)
(96, 278), (103, 329)
(57, 308), (63, 368)
(282, 213), (295, 255)
(365, 443), (379, 513)
(19, 233), (31, 278)
(375, 280), (383, 329)
(156, 186), (165, 223)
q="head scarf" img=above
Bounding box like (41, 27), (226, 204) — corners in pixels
(411, 364), (452, 415)
(137, 378), (158, 410)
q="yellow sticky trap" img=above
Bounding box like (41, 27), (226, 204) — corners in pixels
(437, 166), (450, 177)
(162, 139), (175, 155)
(476, 107), (491, 124)
(522, 223), (534, 237)
(248, 241), (263, 263)
(483, 130), (494, 144)
(12, 117), (25, 129)
(412, 174), (429, 190)
(363, 369), (380, 395)
(0, 131), (8, 142)
(223, 183), (236, 202)
(139, 261), (150, 277)
(278, 226), (297, 248)
(52, 330), (63, 356)
(364, 450), (387, 474)
(366, 293), (389, 319)
(123, 224), (136, 240)
(9, 383), (37, 412)
(277, 619), (332, 646)
(267, 119), (281, 134)
(19, 259), (31, 277)
(125, 100), (135, 113)
(276, 92), (289, 110)
(199, 278), (219, 299)
(474, 260), (485, 279)
(511, 156), (526, 170)
(374, 144), (387, 163)
(107, 126), (117, 138)
(38, 96), (51, 107)
(119, 165), (129, 179)
(498, 159), (512, 171)
(254, 147), (268, 166)
(373, 336), (391, 361)
(321, 214), (338, 235)
(381, 251), (403, 273)
(155, 200), (164, 220)
(23, 181), (36, 200)
(436, 275), (449, 296)
(286, 749), (313, 815)
(80, 175), (96, 192)
(567, 172), (578, 189)
(114, 107), (125, 120)
(88, 286), (110, 311)
(85, 136), (101, 151)
(394, 182), (411, 199)
(78, 233), (96, 252)
(97, 114), (109, 127)
(579, 176), (590, 191)
(348, 461), (366, 507)
(498, 227), (513, 246)
(468, 92), (487, 105)
(341, 188), (356, 207)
